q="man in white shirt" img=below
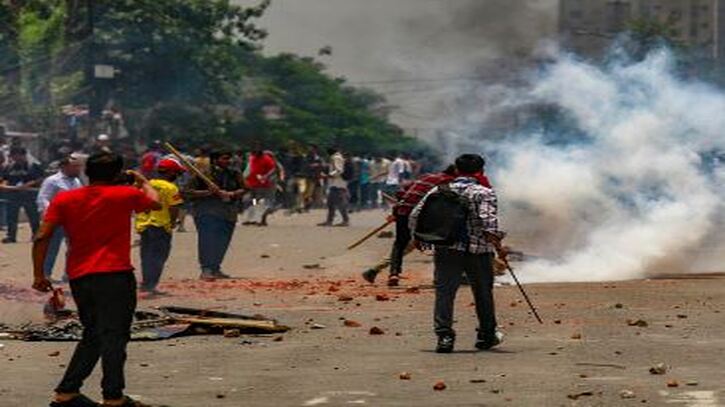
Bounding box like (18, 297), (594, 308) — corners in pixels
(318, 147), (349, 227)
(37, 154), (83, 282)
(384, 153), (411, 196)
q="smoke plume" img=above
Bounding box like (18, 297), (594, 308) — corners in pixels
(481, 49), (724, 282)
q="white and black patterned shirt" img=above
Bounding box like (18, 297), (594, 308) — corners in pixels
(409, 176), (502, 254)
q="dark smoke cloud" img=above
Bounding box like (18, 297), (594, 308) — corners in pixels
(235, 0), (557, 131)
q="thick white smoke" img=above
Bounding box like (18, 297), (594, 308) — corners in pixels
(488, 50), (724, 282)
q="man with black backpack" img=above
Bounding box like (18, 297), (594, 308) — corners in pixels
(409, 154), (505, 353)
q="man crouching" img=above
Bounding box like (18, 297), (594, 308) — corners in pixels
(410, 154), (505, 354)
(32, 152), (160, 407)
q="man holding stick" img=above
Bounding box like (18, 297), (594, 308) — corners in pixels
(32, 152), (160, 407)
(409, 154), (505, 353)
(187, 150), (245, 281)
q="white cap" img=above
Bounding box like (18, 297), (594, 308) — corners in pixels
(97, 134), (110, 141)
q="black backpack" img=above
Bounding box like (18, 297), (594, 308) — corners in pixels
(413, 184), (470, 246)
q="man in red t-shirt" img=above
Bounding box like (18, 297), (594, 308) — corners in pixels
(32, 152), (160, 407)
(243, 145), (280, 226)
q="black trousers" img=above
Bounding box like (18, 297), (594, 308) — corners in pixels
(56, 272), (137, 400)
(389, 214), (411, 276)
(326, 187), (349, 224)
(433, 249), (497, 338)
(5, 194), (40, 240)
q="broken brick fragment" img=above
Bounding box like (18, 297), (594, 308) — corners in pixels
(343, 320), (362, 328)
(369, 326), (385, 335)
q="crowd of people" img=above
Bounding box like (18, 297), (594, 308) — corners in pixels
(11, 129), (506, 406)
(0, 134), (430, 284)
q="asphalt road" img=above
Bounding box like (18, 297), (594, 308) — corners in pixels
(1, 210), (723, 406)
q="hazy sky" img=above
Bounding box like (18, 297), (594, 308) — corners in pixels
(235, 0), (558, 131)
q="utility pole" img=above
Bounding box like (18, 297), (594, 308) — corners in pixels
(86, 0), (98, 121)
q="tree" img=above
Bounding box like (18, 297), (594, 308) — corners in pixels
(0, 0), (429, 158)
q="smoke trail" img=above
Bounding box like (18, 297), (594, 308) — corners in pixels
(483, 50), (724, 282)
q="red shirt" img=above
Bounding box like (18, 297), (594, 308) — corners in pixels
(43, 185), (157, 280)
(245, 153), (276, 189)
(394, 172), (456, 216)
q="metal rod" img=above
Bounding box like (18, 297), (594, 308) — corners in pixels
(505, 262), (543, 324)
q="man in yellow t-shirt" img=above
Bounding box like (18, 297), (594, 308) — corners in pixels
(136, 158), (186, 295)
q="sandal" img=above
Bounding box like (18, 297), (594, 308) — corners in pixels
(50, 394), (100, 407)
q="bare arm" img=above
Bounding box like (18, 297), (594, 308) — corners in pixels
(32, 221), (57, 292)
(127, 170), (162, 211)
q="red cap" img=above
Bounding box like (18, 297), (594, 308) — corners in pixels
(157, 159), (186, 173)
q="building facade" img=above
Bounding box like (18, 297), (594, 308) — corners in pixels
(559, 0), (725, 62)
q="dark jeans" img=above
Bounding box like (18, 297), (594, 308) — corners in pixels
(140, 227), (172, 290)
(0, 198), (6, 227)
(433, 249), (497, 338)
(326, 187), (349, 224)
(44, 227), (65, 278)
(359, 183), (371, 209)
(389, 215), (411, 276)
(194, 214), (235, 273)
(348, 180), (360, 208)
(56, 272), (137, 400)
(5, 194), (40, 240)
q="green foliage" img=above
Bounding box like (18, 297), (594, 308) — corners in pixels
(0, 0), (427, 157)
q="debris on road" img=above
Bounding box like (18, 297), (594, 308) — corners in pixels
(343, 320), (362, 328)
(649, 363), (668, 375)
(223, 329), (241, 338)
(311, 324), (327, 330)
(627, 319), (648, 327)
(369, 327), (385, 335)
(375, 294), (390, 302)
(567, 391), (594, 400)
(1, 306), (289, 341)
(667, 379), (679, 387)
(619, 389), (636, 399)
(433, 381), (447, 391)
(399, 372), (411, 380)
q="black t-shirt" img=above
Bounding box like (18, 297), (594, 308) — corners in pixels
(1, 162), (43, 186)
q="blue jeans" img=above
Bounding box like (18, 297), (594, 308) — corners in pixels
(44, 227), (66, 278)
(140, 226), (172, 290)
(194, 214), (235, 273)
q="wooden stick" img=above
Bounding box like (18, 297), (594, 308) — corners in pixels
(163, 142), (219, 191)
(347, 219), (395, 250)
(380, 191), (398, 204)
